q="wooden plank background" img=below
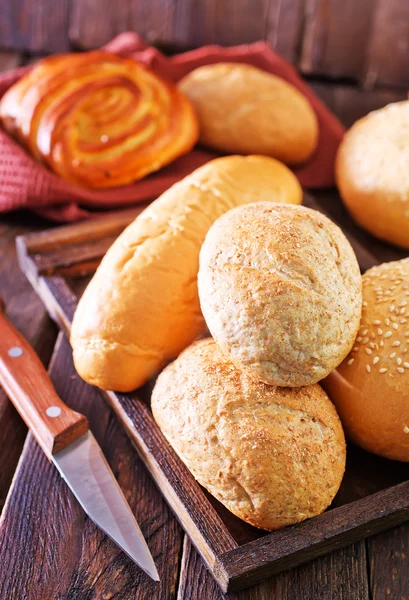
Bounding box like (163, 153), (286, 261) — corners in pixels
(0, 0), (408, 89)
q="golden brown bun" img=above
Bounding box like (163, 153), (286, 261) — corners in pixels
(0, 51), (198, 188)
(178, 63), (318, 165)
(198, 202), (362, 387)
(152, 338), (346, 531)
(336, 101), (409, 249)
(324, 259), (409, 461)
(71, 156), (302, 391)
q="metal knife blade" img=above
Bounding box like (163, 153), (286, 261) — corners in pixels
(53, 431), (159, 582)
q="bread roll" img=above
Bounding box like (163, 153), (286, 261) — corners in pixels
(336, 101), (409, 249)
(152, 338), (346, 530)
(198, 202), (362, 387)
(71, 156), (302, 391)
(324, 259), (409, 461)
(178, 63), (318, 165)
(0, 51), (198, 188)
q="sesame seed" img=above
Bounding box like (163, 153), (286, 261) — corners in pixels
(404, 426), (409, 433)
(362, 329), (368, 336)
(362, 337), (369, 344)
(373, 356), (379, 365)
(390, 352), (397, 358)
(385, 318), (390, 326)
(400, 300), (408, 307)
(379, 368), (387, 373)
(366, 365), (371, 373)
(374, 320), (381, 325)
(389, 373), (395, 377)
(371, 332), (376, 339)
(392, 341), (401, 347)
(398, 367), (405, 374)
(347, 358), (354, 366)
(400, 308), (406, 315)
(378, 328), (383, 335)
(401, 319), (407, 324)
(357, 337), (362, 342)
(390, 305), (395, 312)
(404, 362), (409, 368)
(365, 348), (372, 355)
(353, 347), (358, 351)
(363, 301), (368, 307)
(397, 358), (402, 365)
(385, 331), (392, 338)
(369, 342), (375, 348)
(380, 340), (385, 347)
(393, 323), (399, 330)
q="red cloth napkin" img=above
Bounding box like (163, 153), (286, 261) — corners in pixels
(0, 33), (345, 222)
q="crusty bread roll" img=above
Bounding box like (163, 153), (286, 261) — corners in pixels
(152, 338), (346, 530)
(336, 101), (409, 249)
(0, 51), (198, 188)
(178, 63), (318, 165)
(71, 155), (302, 391)
(324, 259), (409, 461)
(198, 202), (362, 387)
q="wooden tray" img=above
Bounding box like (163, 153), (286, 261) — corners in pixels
(16, 194), (409, 593)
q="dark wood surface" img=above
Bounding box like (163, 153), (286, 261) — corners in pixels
(2, 0), (409, 89)
(12, 183), (409, 592)
(0, 334), (183, 600)
(2, 70), (409, 600)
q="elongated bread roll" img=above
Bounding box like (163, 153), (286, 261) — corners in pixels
(71, 155), (302, 391)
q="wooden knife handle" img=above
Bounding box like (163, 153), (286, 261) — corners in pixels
(0, 300), (88, 459)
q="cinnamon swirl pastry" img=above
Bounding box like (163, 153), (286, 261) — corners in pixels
(0, 51), (199, 188)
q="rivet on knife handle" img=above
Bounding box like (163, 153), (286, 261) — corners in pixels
(0, 298), (88, 459)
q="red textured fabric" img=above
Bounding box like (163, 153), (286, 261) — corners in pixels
(0, 33), (345, 222)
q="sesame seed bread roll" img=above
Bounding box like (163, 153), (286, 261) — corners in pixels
(336, 101), (409, 249)
(152, 338), (346, 531)
(71, 155), (302, 392)
(178, 63), (318, 165)
(324, 259), (409, 462)
(198, 202), (362, 387)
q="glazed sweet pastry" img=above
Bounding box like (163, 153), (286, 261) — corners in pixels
(178, 63), (318, 164)
(198, 202), (362, 387)
(0, 51), (199, 188)
(71, 155), (303, 392)
(336, 101), (409, 249)
(324, 258), (409, 462)
(152, 338), (346, 531)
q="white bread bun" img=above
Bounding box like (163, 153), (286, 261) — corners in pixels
(198, 202), (362, 387)
(152, 338), (346, 531)
(324, 258), (409, 461)
(336, 101), (409, 249)
(71, 155), (302, 391)
(178, 63), (318, 165)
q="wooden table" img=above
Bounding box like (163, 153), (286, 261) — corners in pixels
(1, 60), (409, 600)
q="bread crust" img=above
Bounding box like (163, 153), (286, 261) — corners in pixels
(324, 258), (409, 461)
(198, 202), (362, 387)
(152, 338), (346, 530)
(71, 156), (302, 391)
(0, 51), (199, 188)
(336, 101), (409, 249)
(178, 63), (318, 165)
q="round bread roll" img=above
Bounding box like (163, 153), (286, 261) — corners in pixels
(337, 101), (409, 249)
(152, 338), (346, 531)
(324, 258), (409, 462)
(71, 156), (302, 392)
(178, 63), (318, 165)
(198, 202), (362, 387)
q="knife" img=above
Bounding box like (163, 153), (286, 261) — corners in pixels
(0, 300), (159, 582)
